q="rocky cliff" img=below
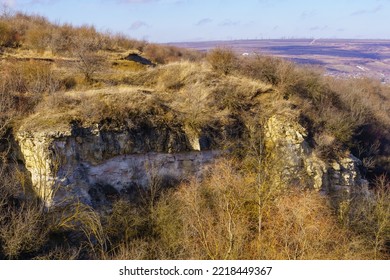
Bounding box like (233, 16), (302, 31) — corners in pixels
(15, 113), (368, 208)
(264, 114), (369, 203)
(16, 121), (220, 207)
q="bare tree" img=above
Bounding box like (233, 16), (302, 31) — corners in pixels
(71, 28), (106, 82)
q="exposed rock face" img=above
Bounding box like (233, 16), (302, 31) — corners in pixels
(264, 115), (327, 190)
(264, 115), (368, 198)
(16, 114), (369, 208)
(327, 155), (370, 207)
(16, 131), (60, 203)
(16, 123), (219, 207)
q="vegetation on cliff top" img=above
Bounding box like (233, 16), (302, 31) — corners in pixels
(0, 11), (389, 260)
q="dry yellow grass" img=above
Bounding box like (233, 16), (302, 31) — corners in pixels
(17, 60), (272, 135)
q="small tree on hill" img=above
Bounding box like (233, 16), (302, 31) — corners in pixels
(206, 47), (238, 75)
(71, 29), (106, 82)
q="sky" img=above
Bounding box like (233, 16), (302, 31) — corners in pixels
(1, 0), (390, 42)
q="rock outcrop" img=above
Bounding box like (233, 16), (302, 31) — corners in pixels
(16, 113), (369, 208)
(124, 53), (155, 66)
(264, 114), (368, 199)
(16, 122), (219, 207)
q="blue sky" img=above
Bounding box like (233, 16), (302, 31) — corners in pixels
(2, 0), (390, 42)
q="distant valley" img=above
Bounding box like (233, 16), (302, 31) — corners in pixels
(171, 39), (390, 83)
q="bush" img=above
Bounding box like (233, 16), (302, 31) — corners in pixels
(25, 25), (52, 53)
(105, 200), (145, 246)
(109, 33), (147, 51)
(239, 55), (281, 85)
(206, 47), (238, 75)
(144, 44), (202, 64)
(0, 202), (47, 259)
(50, 24), (76, 54)
(256, 189), (366, 259)
(0, 20), (20, 48)
(61, 76), (77, 90)
(347, 175), (390, 259)
(0, 89), (14, 138)
(0, 60), (63, 116)
(150, 160), (371, 259)
(1, 60), (60, 94)
(0, 168), (48, 259)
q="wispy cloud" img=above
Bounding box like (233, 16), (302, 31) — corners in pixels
(219, 19), (240, 27)
(196, 18), (212, 26)
(310, 25), (328, 31)
(300, 10), (316, 20)
(129, 20), (149, 30)
(351, 5), (382, 16)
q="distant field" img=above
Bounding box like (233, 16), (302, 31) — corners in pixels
(170, 39), (390, 83)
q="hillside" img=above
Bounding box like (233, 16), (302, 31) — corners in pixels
(0, 12), (389, 260)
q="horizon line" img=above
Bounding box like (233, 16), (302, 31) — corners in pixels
(165, 38), (390, 44)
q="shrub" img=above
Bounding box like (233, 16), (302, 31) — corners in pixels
(0, 202), (47, 259)
(0, 20), (20, 48)
(1, 60), (60, 94)
(25, 25), (52, 53)
(0, 167), (48, 259)
(49, 24), (76, 54)
(109, 33), (147, 51)
(61, 76), (77, 90)
(69, 29), (107, 82)
(48, 202), (107, 259)
(168, 160), (253, 259)
(150, 160), (371, 260)
(0, 60), (61, 114)
(206, 47), (238, 75)
(239, 55), (281, 85)
(74, 51), (106, 82)
(0, 88), (14, 137)
(144, 44), (202, 64)
(347, 175), (390, 259)
(104, 200), (145, 246)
